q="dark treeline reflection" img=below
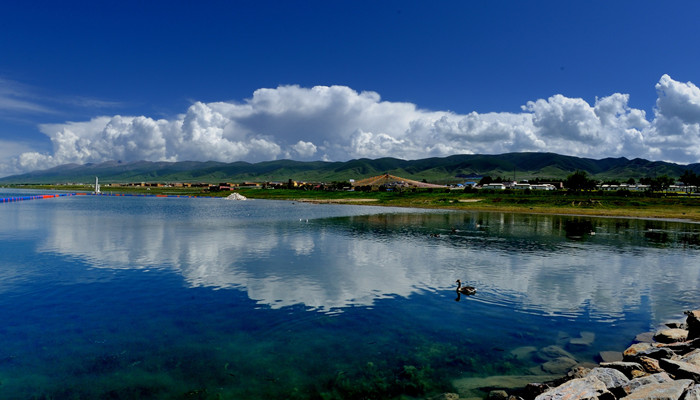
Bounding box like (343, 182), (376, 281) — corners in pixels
(330, 212), (700, 250)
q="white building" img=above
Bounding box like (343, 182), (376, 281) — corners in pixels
(482, 183), (506, 190)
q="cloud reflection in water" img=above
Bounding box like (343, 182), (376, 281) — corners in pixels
(31, 198), (700, 320)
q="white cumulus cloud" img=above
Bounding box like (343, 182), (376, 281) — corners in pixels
(3, 75), (700, 177)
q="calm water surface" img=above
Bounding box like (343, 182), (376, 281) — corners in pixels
(1, 189), (700, 399)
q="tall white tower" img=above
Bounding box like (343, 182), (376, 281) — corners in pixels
(95, 176), (101, 194)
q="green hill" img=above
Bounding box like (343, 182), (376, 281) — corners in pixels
(1, 152), (699, 184)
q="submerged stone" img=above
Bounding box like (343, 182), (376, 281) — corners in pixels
(452, 374), (557, 393)
(427, 393), (459, 400)
(536, 346), (576, 362)
(635, 332), (656, 343)
(599, 351), (624, 363)
(541, 357), (578, 374)
(568, 331), (596, 351)
(510, 346), (537, 361)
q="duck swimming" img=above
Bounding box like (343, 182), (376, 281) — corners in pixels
(455, 280), (476, 295)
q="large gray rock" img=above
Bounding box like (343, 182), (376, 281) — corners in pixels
(685, 310), (700, 340)
(638, 356), (665, 374)
(660, 338), (700, 355)
(622, 372), (674, 395)
(682, 349), (700, 367)
(654, 329), (689, 344)
(626, 346), (676, 362)
(587, 367), (630, 397)
(684, 384), (700, 400)
(658, 358), (700, 382)
(625, 343), (655, 358)
(600, 362), (645, 379)
(621, 379), (693, 400)
(534, 376), (613, 400)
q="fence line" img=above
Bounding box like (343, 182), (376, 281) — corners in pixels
(0, 193), (78, 203)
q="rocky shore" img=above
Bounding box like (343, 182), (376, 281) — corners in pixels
(433, 309), (700, 400)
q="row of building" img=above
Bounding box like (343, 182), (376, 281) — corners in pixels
(100, 176), (699, 193)
(598, 183), (698, 193)
(477, 181), (698, 192)
(479, 182), (559, 191)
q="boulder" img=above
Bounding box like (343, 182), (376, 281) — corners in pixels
(621, 379), (693, 400)
(665, 321), (686, 329)
(625, 343), (654, 358)
(626, 346), (676, 362)
(599, 362), (645, 379)
(586, 367), (630, 397)
(621, 372), (674, 395)
(534, 376), (614, 400)
(682, 349), (700, 367)
(658, 358), (700, 382)
(658, 338), (700, 355)
(654, 329), (689, 344)
(638, 356), (665, 374)
(686, 310), (700, 340)
(684, 384), (700, 400)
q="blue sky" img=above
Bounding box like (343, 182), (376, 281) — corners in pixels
(2, 1), (700, 176)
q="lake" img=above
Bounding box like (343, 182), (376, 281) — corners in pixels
(1, 189), (700, 399)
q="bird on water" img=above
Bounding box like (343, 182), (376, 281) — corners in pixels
(455, 280), (476, 295)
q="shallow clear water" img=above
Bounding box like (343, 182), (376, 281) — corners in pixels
(1, 189), (700, 399)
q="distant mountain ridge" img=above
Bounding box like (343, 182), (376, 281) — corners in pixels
(2, 152), (699, 184)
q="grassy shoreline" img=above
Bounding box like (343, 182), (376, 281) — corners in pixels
(8, 185), (700, 222)
(239, 188), (700, 222)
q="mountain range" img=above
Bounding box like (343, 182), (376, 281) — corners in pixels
(2, 152), (699, 184)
